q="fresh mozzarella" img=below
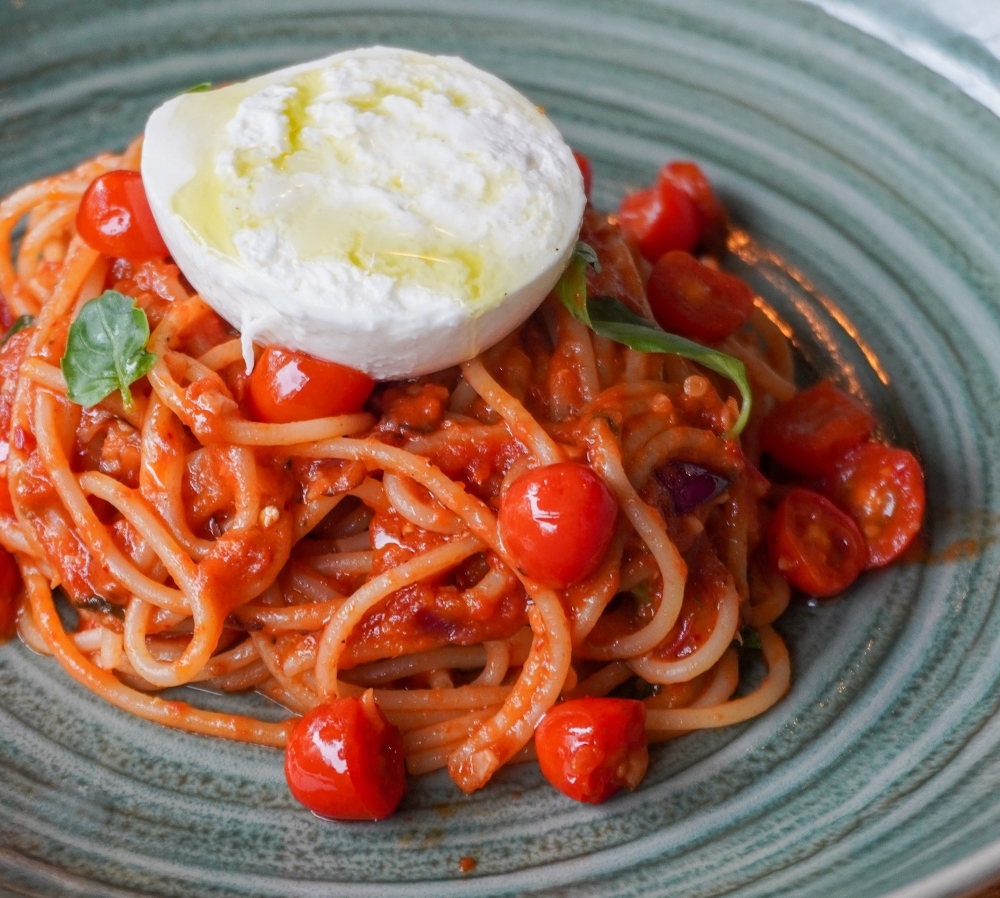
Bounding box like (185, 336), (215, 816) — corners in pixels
(141, 47), (586, 378)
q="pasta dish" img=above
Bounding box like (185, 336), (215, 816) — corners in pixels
(0, 58), (924, 818)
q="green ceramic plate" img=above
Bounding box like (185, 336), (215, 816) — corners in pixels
(2, 1), (1000, 895)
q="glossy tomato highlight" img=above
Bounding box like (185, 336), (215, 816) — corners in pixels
(284, 692), (406, 820)
(249, 346), (375, 424)
(76, 171), (169, 260)
(498, 462), (617, 588)
(767, 488), (866, 597)
(535, 697), (648, 804)
(822, 442), (925, 569)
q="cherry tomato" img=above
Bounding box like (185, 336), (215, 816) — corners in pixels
(535, 697), (648, 804)
(646, 250), (755, 343)
(573, 151), (593, 202)
(0, 548), (20, 640)
(767, 488), (866, 597)
(284, 692), (406, 820)
(617, 179), (699, 262)
(822, 442), (925, 569)
(659, 160), (727, 251)
(761, 380), (876, 478)
(498, 462), (617, 589)
(75, 171), (169, 260)
(249, 346), (375, 424)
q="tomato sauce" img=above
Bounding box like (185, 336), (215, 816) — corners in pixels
(340, 508), (527, 668)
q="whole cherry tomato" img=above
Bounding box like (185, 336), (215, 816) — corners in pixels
(761, 380), (875, 478)
(0, 548), (20, 640)
(75, 171), (169, 260)
(573, 151), (593, 202)
(249, 346), (375, 424)
(767, 488), (866, 598)
(617, 179), (699, 262)
(659, 160), (727, 251)
(498, 461), (617, 589)
(822, 442), (925, 569)
(534, 697), (648, 804)
(284, 692), (406, 820)
(646, 250), (755, 343)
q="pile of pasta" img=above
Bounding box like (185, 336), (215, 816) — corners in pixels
(0, 141), (791, 795)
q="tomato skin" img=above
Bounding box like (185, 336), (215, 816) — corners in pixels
(573, 151), (593, 201)
(761, 380), (876, 478)
(617, 180), (699, 262)
(75, 171), (169, 260)
(767, 488), (866, 597)
(646, 250), (755, 343)
(249, 346), (375, 424)
(0, 548), (20, 640)
(498, 462), (617, 589)
(822, 442), (925, 569)
(659, 161), (727, 251)
(284, 693), (406, 820)
(535, 697), (648, 804)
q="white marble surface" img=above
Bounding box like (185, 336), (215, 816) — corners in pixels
(807, 0), (1000, 117)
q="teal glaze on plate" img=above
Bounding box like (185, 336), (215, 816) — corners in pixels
(1, 1), (999, 895)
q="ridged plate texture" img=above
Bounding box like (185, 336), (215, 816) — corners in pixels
(2, 1), (1000, 896)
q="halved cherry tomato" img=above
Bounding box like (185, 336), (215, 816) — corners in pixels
(761, 380), (875, 478)
(646, 250), (755, 343)
(75, 171), (169, 260)
(535, 697), (648, 804)
(249, 346), (375, 424)
(573, 151), (593, 202)
(822, 442), (925, 569)
(0, 547), (21, 640)
(767, 488), (866, 597)
(284, 692), (406, 820)
(617, 179), (699, 262)
(660, 160), (727, 251)
(498, 461), (617, 589)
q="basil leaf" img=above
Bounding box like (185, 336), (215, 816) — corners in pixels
(629, 582), (655, 606)
(586, 297), (751, 436)
(185, 81), (213, 93)
(61, 291), (157, 409)
(1, 314), (34, 346)
(555, 252), (591, 325)
(555, 265), (752, 437)
(573, 240), (601, 272)
(74, 595), (125, 620)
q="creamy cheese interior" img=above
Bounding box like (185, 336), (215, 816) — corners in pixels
(142, 47), (586, 378)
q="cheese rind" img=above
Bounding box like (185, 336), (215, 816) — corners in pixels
(141, 47), (585, 377)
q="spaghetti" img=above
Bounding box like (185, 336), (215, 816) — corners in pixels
(0, 136), (913, 810)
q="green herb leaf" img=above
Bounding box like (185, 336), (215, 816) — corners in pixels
(631, 678), (655, 699)
(736, 627), (762, 650)
(555, 251), (590, 325)
(74, 595), (126, 620)
(554, 265), (752, 437)
(573, 240), (601, 272)
(185, 81), (213, 93)
(1, 314), (34, 346)
(586, 297), (751, 437)
(629, 582), (654, 606)
(60, 291), (157, 409)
